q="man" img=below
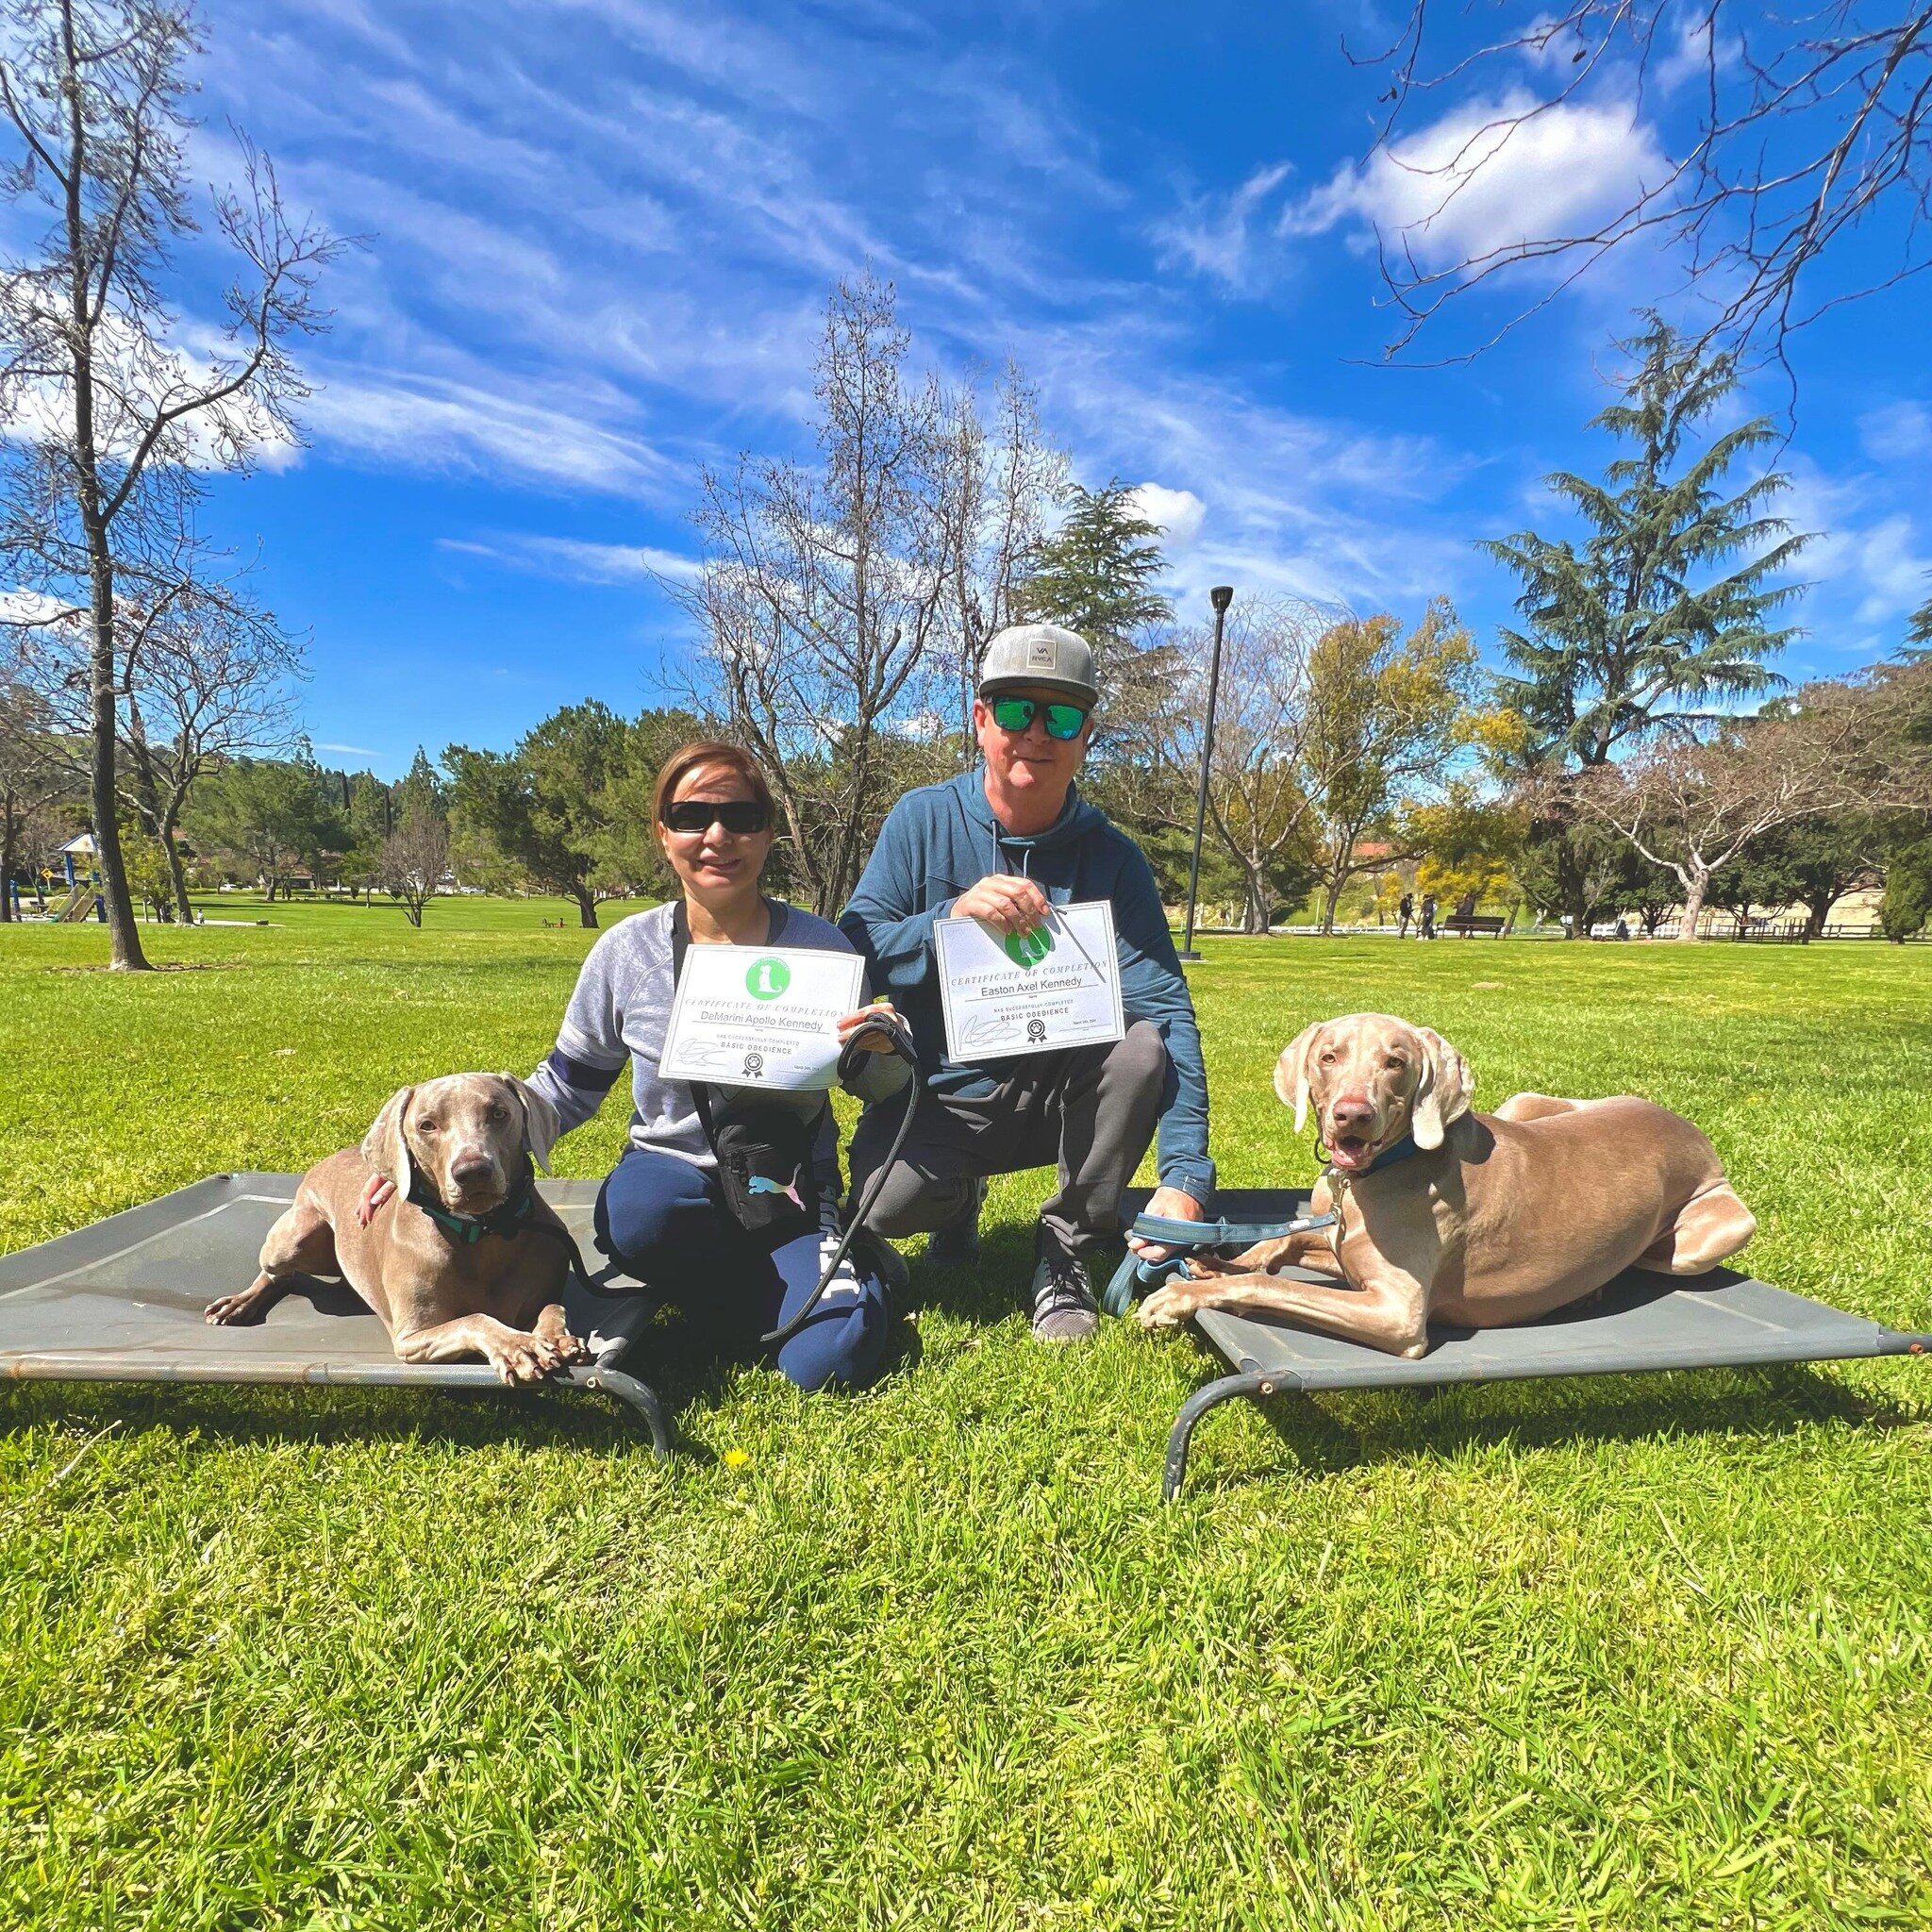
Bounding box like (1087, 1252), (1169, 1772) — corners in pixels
(1396, 891), (1413, 939)
(841, 623), (1212, 1342)
(1419, 891), (1438, 941)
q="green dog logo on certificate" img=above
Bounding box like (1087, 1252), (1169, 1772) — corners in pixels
(934, 902), (1125, 1061)
(745, 958), (791, 1000)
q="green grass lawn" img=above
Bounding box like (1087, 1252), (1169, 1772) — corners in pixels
(3, 899), (1929, 1929)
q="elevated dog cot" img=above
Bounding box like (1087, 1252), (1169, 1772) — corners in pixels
(0, 1173), (672, 1454)
(1122, 1190), (1931, 1501)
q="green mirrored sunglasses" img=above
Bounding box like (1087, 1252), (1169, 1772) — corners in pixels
(989, 695), (1089, 741)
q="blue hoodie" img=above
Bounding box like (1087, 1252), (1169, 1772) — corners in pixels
(840, 769), (1214, 1205)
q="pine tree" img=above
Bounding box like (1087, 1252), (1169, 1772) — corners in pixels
(1016, 481), (1174, 744)
(1484, 316), (1808, 930)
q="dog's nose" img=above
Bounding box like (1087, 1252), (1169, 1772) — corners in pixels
(451, 1152), (494, 1183)
(1330, 1096), (1374, 1129)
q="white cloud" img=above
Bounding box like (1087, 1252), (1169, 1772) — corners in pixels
(1129, 482), (1206, 548)
(438, 533), (702, 584)
(1151, 162), (1292, 290)
(1847, 515), (1931, 625)
(1282, 92), (1668, 270)
(314, 741), (380, 756)
(1859, 401), (1932, 465)
(307, 369), (674, 496)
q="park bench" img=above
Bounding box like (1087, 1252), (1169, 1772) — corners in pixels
(1443, 914), (1507, 938)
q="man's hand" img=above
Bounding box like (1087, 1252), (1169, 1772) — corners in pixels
(357, 1173), (395, 1227)
(1127, 1184), (1206, 1261)
(950, 874), (1050, 939)
(835, 1002), (902, 1053)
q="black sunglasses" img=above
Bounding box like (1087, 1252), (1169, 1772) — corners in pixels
(660, 798), (771, 836)
(989, 695), (1089, 741)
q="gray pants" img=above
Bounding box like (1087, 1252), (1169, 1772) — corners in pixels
(848, 1022), (1169, 1257)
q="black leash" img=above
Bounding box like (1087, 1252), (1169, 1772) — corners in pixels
(759, 1009), (921, 1348)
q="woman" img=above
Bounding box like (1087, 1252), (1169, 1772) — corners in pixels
(368, 741), (909, 1391)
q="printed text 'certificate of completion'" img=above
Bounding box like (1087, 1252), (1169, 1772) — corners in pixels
(933, 901), (1125, 1062)
(660, 945), (865, 1091)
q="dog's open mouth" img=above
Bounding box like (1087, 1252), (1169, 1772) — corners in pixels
(1325, 1128), (1378, 1173)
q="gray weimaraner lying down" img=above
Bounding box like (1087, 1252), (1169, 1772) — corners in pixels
(206, 1074), (590, 1385)
(1137, 1014), (1756, 1357)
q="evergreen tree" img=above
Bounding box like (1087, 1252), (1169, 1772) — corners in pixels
(1485, 317), (1808, 930)
(1016, 480), (1175, 747)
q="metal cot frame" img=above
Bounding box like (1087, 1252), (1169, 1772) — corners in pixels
(0, 1174), (673, 1455)
(1150, 1190), (1931, 1500)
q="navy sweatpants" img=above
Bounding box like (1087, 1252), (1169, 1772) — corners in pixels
(593, 1147), (891, 1393)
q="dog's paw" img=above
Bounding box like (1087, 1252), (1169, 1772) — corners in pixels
(205, 1291), (265, 1326)
(490, 1334), (564, 1385)
(551, 1327), (591, 1366)
(1136, 1286), (1197, 1330)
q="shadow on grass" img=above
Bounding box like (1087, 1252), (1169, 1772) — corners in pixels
(1180, 1358), (1924, 1497)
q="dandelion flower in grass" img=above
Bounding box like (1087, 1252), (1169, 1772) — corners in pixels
(722, 1448), (751, 1469)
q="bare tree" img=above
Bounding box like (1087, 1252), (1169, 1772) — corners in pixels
(1352, 2), (1932, 366)
(0, 0), (336, 969)
(380, 808), (448, 929)
(934, 362), (1066, 748)
(691, 274), (963, 918)
(1569, 671), (1932, 938)
(0, 669), (70, 918)
(120, 578), (300, 921)
(1148, 594), (1333, 934)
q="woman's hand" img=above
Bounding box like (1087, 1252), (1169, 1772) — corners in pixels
(1126, 1184), (1206, 1261)
(357, 1173), (396, 1226)
(835, 1002), (902, 1053)
(950, 874), (1050, 939)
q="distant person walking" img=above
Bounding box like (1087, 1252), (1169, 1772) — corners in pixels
(1419, 892), (1438, 941)
(1397, 891), (1414, 938)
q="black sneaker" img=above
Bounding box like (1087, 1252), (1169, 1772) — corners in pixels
(1029, 1244), (1098, 1343)
(926, 1178), (985, 1266)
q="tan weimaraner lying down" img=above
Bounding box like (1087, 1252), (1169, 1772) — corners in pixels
(1137, 1014), (1756, 1357)
(206, 1074), (589, 1385)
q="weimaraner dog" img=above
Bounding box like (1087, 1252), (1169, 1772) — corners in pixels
(1137, 1013), (1756, 1357)
(206, 1073), (590, 1385)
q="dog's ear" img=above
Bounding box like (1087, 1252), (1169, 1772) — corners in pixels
(360, 1086), (415, 1191)
(1274, 1023), (1325, 1133)
(499, 1074), (560, 1174)
(1409, 1027), (1474, 1150)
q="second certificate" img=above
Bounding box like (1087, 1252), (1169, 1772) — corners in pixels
(933, 901), (1126, 1062)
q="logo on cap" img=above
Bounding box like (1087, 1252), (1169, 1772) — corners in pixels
(1026, 640), (1057, 668)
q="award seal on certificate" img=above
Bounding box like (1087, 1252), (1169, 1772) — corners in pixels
(932, 901), (1126, 1062)
(660, 945), (865, 1091)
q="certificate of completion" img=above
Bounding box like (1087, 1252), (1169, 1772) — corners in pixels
(660, 945), (865, 1090)
(933, 901), (1125, 1061)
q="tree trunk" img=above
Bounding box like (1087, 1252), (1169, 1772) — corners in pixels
(87, 589), (146, 967)
(0, 805), (16, 922)
(1320, 874), (1344, 936)
(1674, 871), (1709, 942)
(1242, 863), (1271, 935)
(159, 800), (192, 924)
(575, 889), (599, 929)
(1804, 888), (1839, 939)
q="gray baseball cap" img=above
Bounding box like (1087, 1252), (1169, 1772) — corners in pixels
(977, 623), (1098, 708)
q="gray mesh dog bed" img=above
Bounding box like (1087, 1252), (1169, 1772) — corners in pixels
(0, 1173), (671, 1453)
(1125, 1191), (1931, 1500)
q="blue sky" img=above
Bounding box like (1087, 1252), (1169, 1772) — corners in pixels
(169, 0), (1932, 777)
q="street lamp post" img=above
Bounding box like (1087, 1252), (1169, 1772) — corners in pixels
(1177, 585), (1234, 965)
